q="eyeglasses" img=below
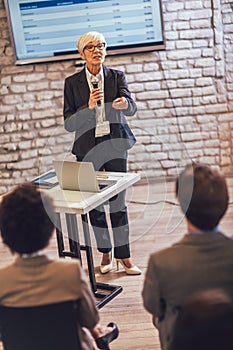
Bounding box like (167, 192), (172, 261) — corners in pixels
(84, 43), (106, 52)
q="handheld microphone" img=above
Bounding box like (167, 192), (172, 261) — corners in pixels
(91, 76), (101, 106)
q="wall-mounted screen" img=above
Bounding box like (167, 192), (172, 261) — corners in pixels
(4, 0), (165, 65)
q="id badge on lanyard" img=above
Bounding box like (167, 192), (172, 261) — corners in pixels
(95, 120), (110, 137)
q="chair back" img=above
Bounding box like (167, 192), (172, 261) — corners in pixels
(0, 300), (83, 350)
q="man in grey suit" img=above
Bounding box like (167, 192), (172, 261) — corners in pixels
(63, 31), (141, 275)
(142, 162), (233, 350)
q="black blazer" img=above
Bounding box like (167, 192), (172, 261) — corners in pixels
(63, 65), (137, 157)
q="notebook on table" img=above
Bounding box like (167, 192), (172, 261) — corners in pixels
(53, 160), (117, 193)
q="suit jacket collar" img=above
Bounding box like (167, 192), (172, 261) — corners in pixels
(103, 65), (113, 80)
(76, 67), (89, 87)
(178, 231), (227, 246)
(79, 64), (112, 80)
(103, 65), (115, 102)
(14, 254), (52, 267)
(79, 64), (114, 97)
(78, 64), (115, 114)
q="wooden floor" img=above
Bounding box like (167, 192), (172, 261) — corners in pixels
(0, 177), (232, 350)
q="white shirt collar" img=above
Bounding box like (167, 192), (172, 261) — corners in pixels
(20, 249), (45, 259)
(85, 65), (104, 90)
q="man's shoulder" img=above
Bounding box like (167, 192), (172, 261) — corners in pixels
(217, 232), (233, 250)
(149, 234), (196, 263)
(149, 232), (233, 263)
(0, 263), (15, 275)
(44, 258), (83, 284)
(49, 257), (81, 271)
(150, 240), (184, 261)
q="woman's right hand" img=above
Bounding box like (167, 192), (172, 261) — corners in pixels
(88, 88), (103, 109)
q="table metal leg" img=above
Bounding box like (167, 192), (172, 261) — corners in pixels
(66, 213), (81, 261)
(55, 212), (122, 309)
(54, 213), (64, 258)
(81, 214), (97, 293)
(81, 214), (122, 309)
(55, 212), (81, 260)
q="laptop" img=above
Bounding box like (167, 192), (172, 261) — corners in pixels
(53, 160), (117, 193)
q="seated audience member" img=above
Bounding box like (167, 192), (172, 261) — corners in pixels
(0, 183), (117, 350)
(142, 162), (233, 350)
(170, 288), (233, 350)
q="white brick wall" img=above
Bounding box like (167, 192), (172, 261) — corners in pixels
(0, 0), (233, 193)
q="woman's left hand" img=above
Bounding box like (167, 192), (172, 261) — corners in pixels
(112, 97), (128, 110)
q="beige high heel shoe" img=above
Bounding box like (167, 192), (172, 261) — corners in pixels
(116, 259), (142, 275)
(99, 251), (113, 274)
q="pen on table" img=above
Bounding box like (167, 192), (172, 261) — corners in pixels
(96, 173), (109, 179)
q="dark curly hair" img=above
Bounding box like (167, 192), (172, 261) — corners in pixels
(176, 162), (229, 230)
(0, 182), (55, 254)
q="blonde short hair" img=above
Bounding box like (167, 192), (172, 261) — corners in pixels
(77, 31), (106, 53)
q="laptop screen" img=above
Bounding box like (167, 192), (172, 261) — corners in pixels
(53, 160), (117, 193)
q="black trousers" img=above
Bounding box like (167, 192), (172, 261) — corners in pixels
(76, 136), (130, 259)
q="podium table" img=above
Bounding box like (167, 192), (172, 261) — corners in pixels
(43, 171), (141, 309)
